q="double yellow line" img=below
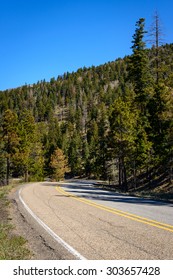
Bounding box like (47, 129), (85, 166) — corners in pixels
(56, 186), (173, 233)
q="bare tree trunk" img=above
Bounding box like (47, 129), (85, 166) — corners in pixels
(149, 11), (164, 84)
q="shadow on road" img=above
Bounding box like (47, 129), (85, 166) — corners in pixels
(62, 183), (173, 207)
(41, 181), (173, 207)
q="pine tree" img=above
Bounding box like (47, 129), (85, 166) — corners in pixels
(50, 148), (69, 181)
(15, 110), (43, 182)
(128, 18), (153, 184)
(82, 139), (90, 177)
(0, 109), (19, 185)
(0, 140), (7, 185)
(109, 98), (137, 191)
(87, 120), (99, 178)
(128, 18), (153, 113)
(68, 131), (83, 176)
(97, 103), (109, 179)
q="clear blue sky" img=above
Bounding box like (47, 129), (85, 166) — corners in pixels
(0, 0), (173, 90)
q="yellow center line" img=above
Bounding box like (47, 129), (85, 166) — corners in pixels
(55, 186), (173, 233)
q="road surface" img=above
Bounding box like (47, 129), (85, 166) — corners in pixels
(18, 181), (173, 259)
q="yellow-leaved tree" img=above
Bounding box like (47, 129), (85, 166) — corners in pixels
(50, 148), (69, 181)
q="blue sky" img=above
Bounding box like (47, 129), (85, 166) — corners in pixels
(0, 0), (173, 90)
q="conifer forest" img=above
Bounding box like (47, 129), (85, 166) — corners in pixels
(1, 18), (173, 194)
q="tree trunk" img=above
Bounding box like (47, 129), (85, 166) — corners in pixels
(6, 157), (10, 185)
(169, 155), (173, 183)
(122, 158), (128, 192)
(119, 156), (128, 192)
(118, 157), (122, 188)
(133, 160), (137, 189)
(24, 168), (29, 182)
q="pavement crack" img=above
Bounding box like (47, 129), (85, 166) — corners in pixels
(102, 229), (158, 258)
(37, 235), (55, 252)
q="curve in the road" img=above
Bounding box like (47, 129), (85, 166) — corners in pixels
(18, 182), (173, 259)
(56, 186), (173, 233)
(18, 188), (86, 260)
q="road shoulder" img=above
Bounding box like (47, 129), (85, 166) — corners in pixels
(9, 185), (76, 260)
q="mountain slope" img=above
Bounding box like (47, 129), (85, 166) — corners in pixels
(0, 43), (173, 195)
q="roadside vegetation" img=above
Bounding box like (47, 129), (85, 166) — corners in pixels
(0, 185), (31, 259)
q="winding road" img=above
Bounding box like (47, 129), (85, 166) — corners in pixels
(18, 181), (173, 260)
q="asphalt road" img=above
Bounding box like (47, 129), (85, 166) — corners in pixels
(18, 181), (173, 260)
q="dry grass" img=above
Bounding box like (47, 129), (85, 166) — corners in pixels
(0, 185), (30, 259)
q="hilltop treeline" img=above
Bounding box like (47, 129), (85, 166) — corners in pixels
(1, 18), (173, 192)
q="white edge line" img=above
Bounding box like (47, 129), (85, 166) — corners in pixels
(18, 188), (86, 260)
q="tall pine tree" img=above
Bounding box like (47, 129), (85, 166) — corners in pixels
(0, 110), (19, 185)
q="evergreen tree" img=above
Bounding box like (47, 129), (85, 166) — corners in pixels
(87, 120), (100, 178)
(0, 109), (19, 185)
(68, 131), (83, 176)
(128, 18), (153, 182)
(50, 148), (69, 181)
(15, 110), (44, 182)
(0, 139), (7, 185)
(128, 18), (153, 113)
(97, 103), (109, 179)
(82, 139), (90, 176)
(109, 98), (137, 191)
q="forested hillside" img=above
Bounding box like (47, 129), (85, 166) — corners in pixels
(1, 18), (173, 193)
